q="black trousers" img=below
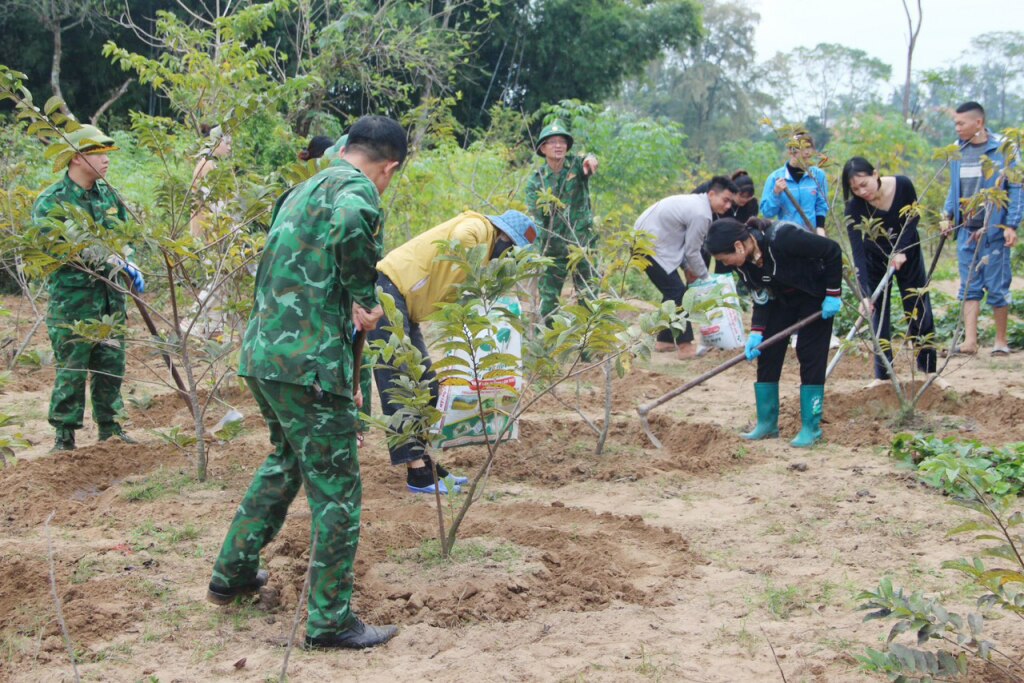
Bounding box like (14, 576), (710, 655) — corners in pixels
(864, 247), (936, 379)
(757, 291), (834, 386)
(368, 275), (438, 466)
(644, 256), (694, 344)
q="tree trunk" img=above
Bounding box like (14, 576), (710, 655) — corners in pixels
(91, 79), (134, 125)
(49, 23), (71, 116)
(901, 0), (922, 122)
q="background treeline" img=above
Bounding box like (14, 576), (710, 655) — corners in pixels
(2, 0), (1023, 259)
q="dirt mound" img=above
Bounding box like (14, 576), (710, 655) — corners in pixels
(779, 384), (1024, 448)
(440, 414), (753, 487)
(0, 441), (185, 528)
(645, 415), (756, 474)
(527, 367), (687, 416)
(129, 385), (259, 431)
(261, 501), (696, 629)
(0, 551), (156, 658)
(2, 369), (55, 394)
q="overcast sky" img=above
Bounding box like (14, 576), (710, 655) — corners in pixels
(749, 0), (1023, 85)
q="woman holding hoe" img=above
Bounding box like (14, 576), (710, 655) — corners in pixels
(842, 156), (945, 390)
(705, 217), (843, 448)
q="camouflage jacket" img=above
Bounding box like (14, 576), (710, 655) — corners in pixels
(238, 160), (382, 398)
(525, 154), (595, 257)
(32, 174), (129, 322)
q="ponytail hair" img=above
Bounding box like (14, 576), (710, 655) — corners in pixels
(706, 217), (753, 255)
(731, 169), (755, 197)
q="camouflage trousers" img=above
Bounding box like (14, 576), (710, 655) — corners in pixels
(539, 253), (596, 321)
(211, 377), (363, 638)
(47, 323), (125, 431)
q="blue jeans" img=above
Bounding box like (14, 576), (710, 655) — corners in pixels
(957, 227), (1013, 308)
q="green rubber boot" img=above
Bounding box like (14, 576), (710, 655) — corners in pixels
(741, 382), (779, 440)
(790, 385), (824, 448)
(51, 428), (76, 453)
(99, 424), (138, 444)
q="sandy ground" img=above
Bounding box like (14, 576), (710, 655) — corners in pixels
(0, 293), (1022, 683)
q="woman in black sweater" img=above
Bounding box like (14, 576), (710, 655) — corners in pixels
(842, 157), (940, 389)
(705, 217), (843, 448)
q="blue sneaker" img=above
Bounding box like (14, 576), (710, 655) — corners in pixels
(424, 456), (470, 486)
(406, 479), (460, 495)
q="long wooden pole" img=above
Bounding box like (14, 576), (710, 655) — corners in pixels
(637, 311), (823, 449)
(125, 285), (194, 419)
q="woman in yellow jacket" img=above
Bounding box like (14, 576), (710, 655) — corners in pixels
(371, 210), (538, 493)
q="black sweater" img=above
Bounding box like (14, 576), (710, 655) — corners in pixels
(844, 175), (920, 295)
(735, 221), (843, 333)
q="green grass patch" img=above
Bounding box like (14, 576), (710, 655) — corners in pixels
(391, 537), (523, 568)
(120, 467), (223, 502)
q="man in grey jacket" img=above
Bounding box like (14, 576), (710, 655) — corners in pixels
(635, 176), (738, 358)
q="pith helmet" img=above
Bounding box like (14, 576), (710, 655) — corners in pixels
(65, 124), (117, 155)
(536, 120), (574, 157)
(323, 133), (348, 161)
(52, 124), (118, 170)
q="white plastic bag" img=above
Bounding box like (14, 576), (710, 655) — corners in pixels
(681, 274), (747, 351)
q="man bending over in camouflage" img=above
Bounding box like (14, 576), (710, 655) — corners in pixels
(207, 115), (406, 650)
(33, 124), (145, 452)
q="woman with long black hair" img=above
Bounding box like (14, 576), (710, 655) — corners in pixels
(705, 217), (843, 448)
(842, 156), (943, 389)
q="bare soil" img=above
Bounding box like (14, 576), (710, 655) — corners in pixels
(0, 294), (1022, 682)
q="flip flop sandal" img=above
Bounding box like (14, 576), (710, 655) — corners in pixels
(991, 346), (1011, 356)
(942, 345), (977, 357)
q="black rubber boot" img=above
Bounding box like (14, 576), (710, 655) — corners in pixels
(206, 569), (270, 606)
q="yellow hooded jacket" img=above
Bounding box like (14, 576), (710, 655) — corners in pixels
(377, 211), (498, 323)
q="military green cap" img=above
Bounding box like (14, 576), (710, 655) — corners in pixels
(536, 120), (573, 157)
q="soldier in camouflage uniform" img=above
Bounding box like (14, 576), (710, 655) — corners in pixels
(525, 120), (599, 320)
(32, 124), (145, 452)
(207, 115), (407, 651)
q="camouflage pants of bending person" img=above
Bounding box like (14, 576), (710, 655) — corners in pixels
(211, 377), (363, 638)
(47, 324), (126, 431)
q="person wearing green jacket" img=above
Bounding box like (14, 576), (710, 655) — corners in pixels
(32, 124), (144, 453)
(525, 120), (598, 320)
(207, 115), (406, 651)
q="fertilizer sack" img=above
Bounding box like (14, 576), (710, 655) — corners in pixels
(681, 274), (746, 351)
(434, 296), (522, 449)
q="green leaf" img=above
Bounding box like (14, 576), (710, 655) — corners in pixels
(978, 569), (1024, 586)
(43, 95), (64, 115)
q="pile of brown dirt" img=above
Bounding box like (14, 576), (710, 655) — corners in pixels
(779, 384), (1024, 447)
(261, 500), (696, 629)
(440, 414), (754, 487)
(0, 441), (186, 528)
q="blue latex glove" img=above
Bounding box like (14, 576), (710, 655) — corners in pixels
(821, 295), (841, 319)
(111, 257), (145, 293)
(744, 332), (763, 361)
